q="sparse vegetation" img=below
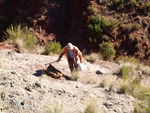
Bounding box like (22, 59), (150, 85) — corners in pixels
(47, 102), (63, 113)
(87, 5), (95, 15)
(120, 65), (134, 80)
(3, 24), (38, 52)
(84, 53), (103, 63)
(119, 80), (129, 94)
(109, 83), (114, 92)
(70, 71), (80, 81)
(99, 80), (106, 88)
(87, 15), (118, 40)
(117, 56), (150, 112)
(99, 41), (116, 61)
(43, 40), (62, 55)
(87, 15), (103, 37)
(84, 100), (98, 113)
(87, 78), (97, 84)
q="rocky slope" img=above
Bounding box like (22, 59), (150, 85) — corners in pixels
(0, 49), (135, 113)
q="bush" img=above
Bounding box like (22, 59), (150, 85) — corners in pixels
(120, 65), (134, 80)
(99, 41), (116, 61)
(132, 24), (140, 31)
(87, 5), (95, 15)
(4, 24), (37, 51)
(133, 87), (150, 113)
(43, 40), (62, 55)
(87, 15), (118, 42)
(87, 15), (103, 37)
(119, 81), (129, 94)
(142, 2), (150, 14)
(101, 18), (118, 32)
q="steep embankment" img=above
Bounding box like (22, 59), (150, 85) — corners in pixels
(0, 49), (135, 113)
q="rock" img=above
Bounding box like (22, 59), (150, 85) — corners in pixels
(96, 70), (103, 75)
(103, 102), (113, 109)
(1, 92), (5, 100)
(34, 82), (41, 88)
(11, 71), (16, 74)
(114, 107), (121, 113)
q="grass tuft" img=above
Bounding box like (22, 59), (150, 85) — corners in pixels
(84, 100), (98, 113)
(109, 83), (114, 92)
(70, 71), (80, 81)
(99, 80), (106, 88)
(84, 53), (103, 63)
(47, 102), (63, 113)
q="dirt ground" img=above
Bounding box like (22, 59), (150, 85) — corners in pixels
(0, 48), (137, 113)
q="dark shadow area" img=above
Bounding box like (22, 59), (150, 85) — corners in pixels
(62, 74), (71, 80)
(33, 70), (71, 80)
(33, 70), (44, 77)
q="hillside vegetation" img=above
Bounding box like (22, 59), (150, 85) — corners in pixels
(0, 0), (150, 64)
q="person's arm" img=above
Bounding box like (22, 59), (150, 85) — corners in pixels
(75, 47), (83, 63)
(56, 47), (67, 62)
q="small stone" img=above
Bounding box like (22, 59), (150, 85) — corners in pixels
(103, 102), (113, 109)
(57, 90), (62, 95)
(114, 107), (121, 113)
(35, 83), (41, 88)
(1, 92), (5, 100)
(11, 71), (16, 74)
(96, 70), (103, 75)
(21, 101), (24, 106)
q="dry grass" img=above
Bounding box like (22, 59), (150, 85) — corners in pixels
(99, 80), (106, 88)
(87, 78), (97, 84)
(84, 100), (99, 113)
(84, 53), (103, 63)
(70, 71), (80, 81)
(108, 82), (114, 92)
(137, 64), (150, 76)
(119, 80), (129, 94)
(46, 102), (63, 113)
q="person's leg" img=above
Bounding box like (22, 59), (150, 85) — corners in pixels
(69, 60), (74, 74)
(74, 63), (78, 72)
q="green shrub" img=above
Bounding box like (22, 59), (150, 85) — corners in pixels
(101, 35), (109, 41)
(142, 2), (150, 14)
(4, 24), (37, 51)
(87, 5), (95, 15)
(99, 41), (116, 61)
(43, 40), (62, 55)
(87, 15), (118, 42)
(87, 15), (103, 37)
(101, 18), (118, 31)
(132, 24), (140, 31)
(133, 87), (150, 113)
(120, 65), (134, 80)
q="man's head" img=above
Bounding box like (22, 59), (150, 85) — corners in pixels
(66, 43), (73, 50)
